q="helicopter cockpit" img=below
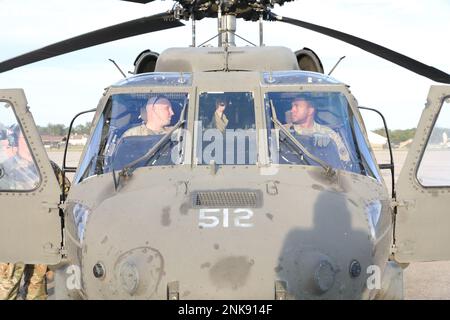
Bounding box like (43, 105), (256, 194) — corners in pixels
(265, 91), (381, 180)
(75, 92), (189, 183)
(197, 91), (257, 165)
(74, 70), (382, 185)
(260, 71), (382, 182)
(1, 0), (450, 300)
(73, 73), (190, 183)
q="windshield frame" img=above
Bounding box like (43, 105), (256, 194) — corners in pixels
(74, 85), (196, 183)
(260, 83), (382, 181)
(74, 80), (382, 182)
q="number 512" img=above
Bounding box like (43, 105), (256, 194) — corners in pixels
(199, 208), (254, 228)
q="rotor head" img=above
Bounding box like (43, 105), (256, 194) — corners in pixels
(172, 0), (294, 21)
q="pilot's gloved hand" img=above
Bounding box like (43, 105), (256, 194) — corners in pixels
(313, 133), (331, 147)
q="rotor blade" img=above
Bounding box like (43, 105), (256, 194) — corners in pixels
(271, 13), (450, 84)
(121, 0), (155, 3)
(0, 12), (183, 73)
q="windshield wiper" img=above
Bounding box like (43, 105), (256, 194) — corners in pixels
(277, 131), (311, 165)
(269, 100), (336, 177)
(120, 120), (185, 177)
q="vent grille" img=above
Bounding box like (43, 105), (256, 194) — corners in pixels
(192, 190), (261, 208)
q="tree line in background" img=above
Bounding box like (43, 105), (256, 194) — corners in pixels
(37, 122), (91, 136)
(374, 128), (416, 145)
(375, 127), (450, 145)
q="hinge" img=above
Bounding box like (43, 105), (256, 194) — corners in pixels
(390, 200), (398, 210)
(59, 202), (68, 211)
(43, 242), (61, 255)
(42, 201), (60, 211)
(390, 199), (415, 210)
(59, 247), (68, 257)
(390, 244), (397, 255)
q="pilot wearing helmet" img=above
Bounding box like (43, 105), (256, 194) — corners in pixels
(208, 97), (229, 134)
(122, 95), (175, 137)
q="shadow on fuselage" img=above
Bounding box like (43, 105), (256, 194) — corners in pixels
(276, 190), (372, 299)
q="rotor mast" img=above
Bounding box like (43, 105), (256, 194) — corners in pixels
(219, 14), (237, 47)
(217, 0), (236, 47)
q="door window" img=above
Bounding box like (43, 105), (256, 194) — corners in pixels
(417, 97), (450, 186)
(0, 101), (40, 191)
(75, 92), (189, 183)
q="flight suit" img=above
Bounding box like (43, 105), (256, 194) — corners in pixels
(122, 123), (169, 137)
(290, 121), (351, 162)
(209, 111), (229, 133)
(0, 160), (70, 300)
(121, 124), (178, 166)
(0, 263), (48, 300)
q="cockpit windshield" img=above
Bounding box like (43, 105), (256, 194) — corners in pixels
(74, 88), (380, 183)
(196, 92), (256, 165)
(75, 92), (189, 183)
(265, 91), (381, 180)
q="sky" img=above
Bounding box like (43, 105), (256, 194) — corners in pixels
(0, 0), (449, 130)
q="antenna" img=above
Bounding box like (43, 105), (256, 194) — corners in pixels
(328, 56), (346, 76)
(108, 59), (126, 78)
(259, 15), (264, 46)
(191, 17), (196, 47)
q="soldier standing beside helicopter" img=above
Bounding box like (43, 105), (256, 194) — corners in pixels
(286, 96), (350, 163)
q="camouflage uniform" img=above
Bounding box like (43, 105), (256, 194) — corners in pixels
(0, 263), (48, 300)
(122, 124), (169, 137)
(0, 160), (70, 300)
(289, 121), (351, 162)
(50, 160), (71, 195)
(209, 112), (229, 133)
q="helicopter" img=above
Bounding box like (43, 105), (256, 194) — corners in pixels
(0, 0), (450, 300)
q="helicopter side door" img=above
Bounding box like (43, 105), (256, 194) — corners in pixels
(395, 85), (450, 262)
(0, 89), (62, 264)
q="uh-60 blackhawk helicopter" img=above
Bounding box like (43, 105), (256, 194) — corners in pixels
(0, 0), (450, 300)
